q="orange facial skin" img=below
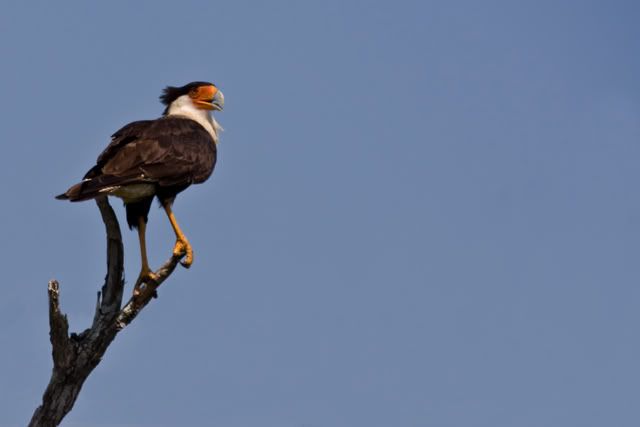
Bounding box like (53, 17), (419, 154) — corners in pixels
(190, 85), (218, 110)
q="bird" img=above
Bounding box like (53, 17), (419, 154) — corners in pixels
(56, 81), (224, 293)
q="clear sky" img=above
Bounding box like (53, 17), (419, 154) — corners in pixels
(1, 1), (640, 426)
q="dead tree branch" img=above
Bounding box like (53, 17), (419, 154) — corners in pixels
(29, 197), (185, 427)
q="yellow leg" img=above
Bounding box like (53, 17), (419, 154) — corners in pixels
(134, 217), (158, 294)
(137, 217), (152, 275)
(163, 202), (193, 268)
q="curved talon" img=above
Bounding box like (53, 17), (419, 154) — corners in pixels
(133, 269), (159, 297)
(173, 239), (193, 268)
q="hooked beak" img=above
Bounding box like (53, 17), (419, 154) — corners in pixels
(191, 85), (225, 111)
(211, 90), (224, 111)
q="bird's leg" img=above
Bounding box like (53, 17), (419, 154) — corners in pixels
(163, 202), (193, 268)
(134, 216), (158, 295)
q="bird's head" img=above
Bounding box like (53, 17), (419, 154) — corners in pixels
(160, 82), (224, 115)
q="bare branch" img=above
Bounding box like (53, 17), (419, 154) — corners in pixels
(47, 280), (71, 368)
(29, 197), (186, 426)
(95, 196), (124, 316)
(116, 252), (183, 329)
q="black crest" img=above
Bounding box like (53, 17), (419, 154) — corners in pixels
(159, 81), (215, 115)
(159, 81), (215, 106)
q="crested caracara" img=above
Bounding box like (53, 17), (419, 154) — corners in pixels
(56, 81), (224, 293)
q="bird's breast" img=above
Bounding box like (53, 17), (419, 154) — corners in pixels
(105, 184), (156, 203)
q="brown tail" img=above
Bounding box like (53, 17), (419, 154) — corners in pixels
(56, 175), (133, 202)
(55, 180), (104, 202)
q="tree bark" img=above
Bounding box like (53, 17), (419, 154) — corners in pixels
(29, 197), (186, 427)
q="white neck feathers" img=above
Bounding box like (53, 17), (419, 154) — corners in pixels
(166, 94), (222, 143)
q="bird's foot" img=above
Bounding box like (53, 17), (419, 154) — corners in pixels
(173, 239), (193, 268)
(133, 268), (159, 298)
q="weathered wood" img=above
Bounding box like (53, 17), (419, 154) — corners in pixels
(29, 197), (186, 427)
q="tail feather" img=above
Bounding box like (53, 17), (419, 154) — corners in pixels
(55, 175), (139, 202)
(55, 181), (95, 201)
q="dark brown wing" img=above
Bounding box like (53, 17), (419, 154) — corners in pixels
(58, 116), (216, 201)
(99, 117), (216, 186)
(86, 120), (154, 178)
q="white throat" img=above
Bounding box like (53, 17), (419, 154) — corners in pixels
(166, 94), (222, 143)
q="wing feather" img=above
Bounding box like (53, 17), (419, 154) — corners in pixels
(90, 116), (216, 187)
(58, 116), (216, 202)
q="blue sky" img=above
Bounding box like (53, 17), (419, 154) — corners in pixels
(1, 1), (640, 426)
